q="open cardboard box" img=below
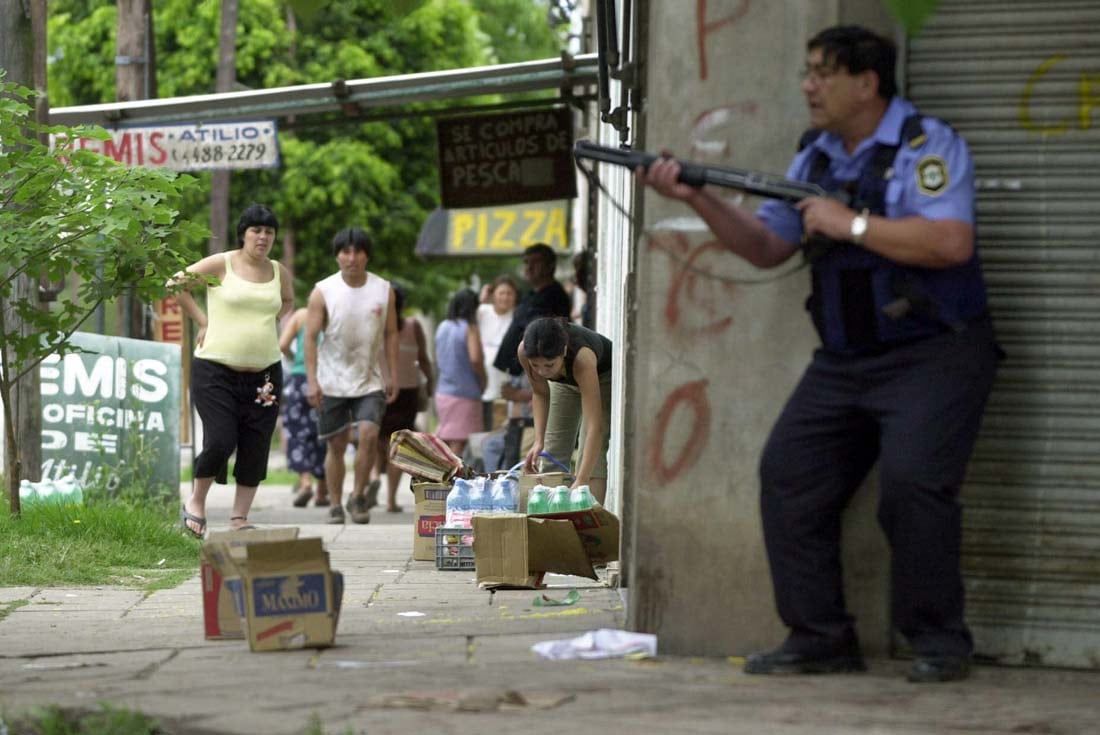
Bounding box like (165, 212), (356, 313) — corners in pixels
(472, 503), (620, 589)
(516, 471), (573, 512)
(201, 527), (299, 639)
(235, 538), (344, 652)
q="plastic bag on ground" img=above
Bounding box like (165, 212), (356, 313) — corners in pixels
(531, 628), (657, 660)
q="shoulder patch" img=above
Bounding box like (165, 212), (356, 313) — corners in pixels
(916, 155), (948, 195)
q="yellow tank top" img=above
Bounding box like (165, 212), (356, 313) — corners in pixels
(194, 253), (282, 370)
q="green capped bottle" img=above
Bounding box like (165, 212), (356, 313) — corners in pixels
(527, 484), (551, 514)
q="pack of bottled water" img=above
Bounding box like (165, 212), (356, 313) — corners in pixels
(18, 474), (85, 507)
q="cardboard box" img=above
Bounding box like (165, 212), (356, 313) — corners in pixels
(201, 527), (299, 640)
(472, 504), (620, 589)
(237, 538), (344, 652)
(516, 471), (573, 512)
(412, 481), (451, 561)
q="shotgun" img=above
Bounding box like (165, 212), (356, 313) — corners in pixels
(574, 139), (843, 204)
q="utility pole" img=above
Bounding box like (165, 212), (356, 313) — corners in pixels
(0, 0), (46, 507)
(208, 0), (239, 254)
(116, 0), (156, 338)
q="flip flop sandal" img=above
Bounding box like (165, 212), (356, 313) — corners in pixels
(230, 516), (257, 530)
(386, 505), (404, 513)
(314, 496), (331, 507)
(292, 488), (314, 508)
(179, 506), (207, 539)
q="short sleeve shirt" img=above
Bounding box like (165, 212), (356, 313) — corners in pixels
(756, 96), (975, 245)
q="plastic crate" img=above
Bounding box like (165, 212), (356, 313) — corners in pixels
(435, 526), (475, 571)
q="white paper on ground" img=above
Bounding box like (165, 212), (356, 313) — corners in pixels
(531, 628), (657, 660)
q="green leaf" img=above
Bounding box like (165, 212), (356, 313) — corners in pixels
(881, 0), (942, 36)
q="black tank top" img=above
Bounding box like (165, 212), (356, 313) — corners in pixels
(555, 324), (612, 387)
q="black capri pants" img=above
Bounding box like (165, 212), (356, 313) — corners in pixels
(192, 357), (283, 487)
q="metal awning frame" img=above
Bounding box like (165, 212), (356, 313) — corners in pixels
(49, 53), (599, 128)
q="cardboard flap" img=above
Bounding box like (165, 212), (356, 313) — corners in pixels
(243, 538), (327, 573)
(526, 518), (596, 580)
(472, 514), (531, 587)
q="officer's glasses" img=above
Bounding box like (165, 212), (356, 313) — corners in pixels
(799, 64), (841, 85)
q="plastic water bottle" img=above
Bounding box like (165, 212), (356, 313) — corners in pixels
(569, 485), (595, 511)
(548, 485), (571, 513)
(527, 483), (551, 514)
(468, 476), (493, 517)
(490, 475), (518, 513)
(55, 474), (85, 506)
(19, 476), (84, 507)
(445, 479), (473, 528)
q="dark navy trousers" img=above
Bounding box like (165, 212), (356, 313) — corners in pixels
(758, 316), (998, 657)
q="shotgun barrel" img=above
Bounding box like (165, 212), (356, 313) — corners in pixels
(574, 139), (830, 204)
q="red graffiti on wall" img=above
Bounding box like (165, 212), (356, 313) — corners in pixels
(696, 0), (751, 81)
(649, 379), (711, 483)
(690, 101), (757, 159)
(648, 231), (740, 337)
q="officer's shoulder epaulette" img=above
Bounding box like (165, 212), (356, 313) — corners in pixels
(901, 114), (927, 149)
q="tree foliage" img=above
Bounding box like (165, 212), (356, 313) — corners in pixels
(46, 0), (572, 316)
(0, 80), (205, 501)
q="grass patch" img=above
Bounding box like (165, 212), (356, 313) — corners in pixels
(1, 704), (165, 735)
(0, 489), (199, 591)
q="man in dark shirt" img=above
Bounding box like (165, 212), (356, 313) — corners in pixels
(493, 243), (572, 375)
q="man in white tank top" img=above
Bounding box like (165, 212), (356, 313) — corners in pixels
(305, 228), (398, 524)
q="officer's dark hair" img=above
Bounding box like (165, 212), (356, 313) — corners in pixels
(523, 242), (556, 267)
(332, 227), (372, 258)
(807, 25), (898, 100)
(446, 288), (479, 322)
(522, 317), (569, 359)
(235, 203), (279, 245)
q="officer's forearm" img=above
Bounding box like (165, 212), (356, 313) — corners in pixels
(688, 188), (800, 269)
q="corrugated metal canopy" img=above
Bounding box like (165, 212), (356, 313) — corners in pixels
(49, 53), (598, 127)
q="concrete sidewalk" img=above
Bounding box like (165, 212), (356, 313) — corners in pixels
(1, 481), (1097, 735)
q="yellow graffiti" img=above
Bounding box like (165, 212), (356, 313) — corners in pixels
(1020, 55), (1069, 135)
(1020, 55), (1098, 135)
(1081, 73), (1100, 130)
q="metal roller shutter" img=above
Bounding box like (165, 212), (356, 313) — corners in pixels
(906, 0), (1100, 668)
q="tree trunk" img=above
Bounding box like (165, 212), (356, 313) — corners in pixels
(116, 0), (155, 337)
(0, 0), (45, 512)
(208, 0), (239, 254)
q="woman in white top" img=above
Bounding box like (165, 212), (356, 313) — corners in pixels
(476, 275), (518, 431)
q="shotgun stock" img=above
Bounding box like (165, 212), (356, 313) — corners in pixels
(574, 139), (838, 204)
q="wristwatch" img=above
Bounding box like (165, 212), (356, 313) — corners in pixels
(849, 209), (870, 244)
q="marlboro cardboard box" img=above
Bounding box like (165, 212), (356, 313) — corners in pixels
(201, 527), (299, 640)
(413, 481), (450, 561)
(472, 503), (620, 589)
(237, 538), (344, 652)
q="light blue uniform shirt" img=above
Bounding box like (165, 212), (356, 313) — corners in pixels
(757, 96), (975, 244)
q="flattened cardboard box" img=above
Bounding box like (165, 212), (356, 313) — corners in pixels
(238, 537), (344, 652)
(472, 504), (620, 589)
(412, 481), (450, 561)
(201, 527), (299, 639)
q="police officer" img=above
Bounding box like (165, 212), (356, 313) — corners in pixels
(640, 25), (999, 683)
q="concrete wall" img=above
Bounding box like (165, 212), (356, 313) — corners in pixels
(623, 0), (897, 656)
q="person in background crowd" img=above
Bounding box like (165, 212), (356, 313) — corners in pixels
(372, 283), (433, 512)
(640, 25), (999, 683)
(434, 288), (485, 455)
(493, 243), (572, 377)
(278, 306), (329, 508)
(518, 317), (613, 505)
(173, 203), (294, 537)
(305, 227), (398, 525)
(477, 274), (519, 431)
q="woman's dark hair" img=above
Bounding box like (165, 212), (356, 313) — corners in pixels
(522, 317), (569, 359)
(331, 227), (372, 258)
(391, 282), (406, 329)
(236, 203), (279, 245)
(807, 25), (897, 100)
(490, 274), (519, 297)
(446, 288), (479, 322)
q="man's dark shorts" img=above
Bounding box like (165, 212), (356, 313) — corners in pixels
(318, 392), (386, 439)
